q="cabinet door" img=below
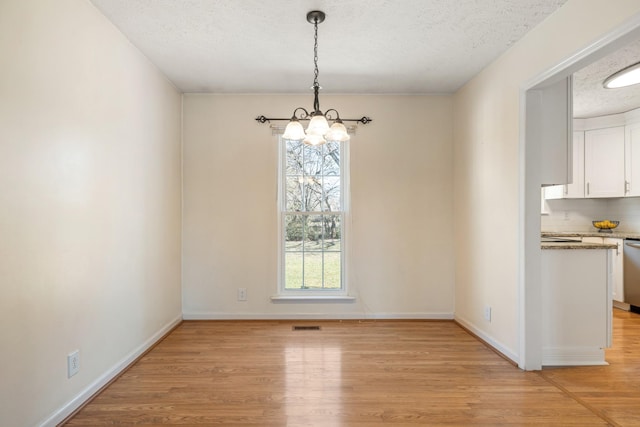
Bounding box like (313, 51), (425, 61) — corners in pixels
(625, 123), (640, 197)
(583, 237), (624, 304)
(565, 131), (585, 198)
(528, 76), (573, 186)
(543, 132), (585, 200)
(543, 184), (564, 200)
(584, 127), (625, 198)
(604, 238), (624, 303)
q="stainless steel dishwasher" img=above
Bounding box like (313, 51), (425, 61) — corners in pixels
(624, 239), (640, 313)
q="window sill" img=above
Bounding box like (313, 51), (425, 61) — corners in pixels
(270, 295), (356, 303)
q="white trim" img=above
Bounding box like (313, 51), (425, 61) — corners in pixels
(518, 75), (528, 370)
(521, 13), (640, 91)
(183, 311), (454, 320)
(455, 315), (519, 364)
(37, 315), (183, 427)
(613, 300), (630, 311)
(542, 347), (608, 366)
(270, 295), (356, 302)
(574, 106), (640, 130)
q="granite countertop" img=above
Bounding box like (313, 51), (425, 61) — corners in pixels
(541, 241), (618, 250)
(542, 230), (640, 239)
(541, 230), (640, 250)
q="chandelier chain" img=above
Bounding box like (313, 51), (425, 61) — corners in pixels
(313, 18), (319, 88)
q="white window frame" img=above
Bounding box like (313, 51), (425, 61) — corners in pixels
(273, 135), (352, 301)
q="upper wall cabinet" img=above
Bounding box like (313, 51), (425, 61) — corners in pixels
(584, 126), (625, 198)
(625, 122), (640, 197)
(544, 108), (640, 201)
(544, 131), (585, 200)
(567, 131), (585, 198)
(528, 76), (573, 186)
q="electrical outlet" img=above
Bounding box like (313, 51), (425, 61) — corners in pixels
(237, 288), (247, 301)
(484, 306), (492, 322)
(67, 350), (80, 378)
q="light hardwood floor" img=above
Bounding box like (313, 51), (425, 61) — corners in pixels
(64, 310), (640, 426)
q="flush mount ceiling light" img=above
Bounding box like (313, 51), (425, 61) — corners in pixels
(603, 61), (640, 89)
(255, 11), (371, 146)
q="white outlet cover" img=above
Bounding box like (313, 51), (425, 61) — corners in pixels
(484, 306), (492, 322)
(68, 350), (80, 378)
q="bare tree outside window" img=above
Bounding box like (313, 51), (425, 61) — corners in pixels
(282, 140), (343, 290)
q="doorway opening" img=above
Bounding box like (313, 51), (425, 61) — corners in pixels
(520, 17), (640, 370)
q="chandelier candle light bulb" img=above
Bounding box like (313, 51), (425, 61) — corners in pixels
(255, 11), (371, 143)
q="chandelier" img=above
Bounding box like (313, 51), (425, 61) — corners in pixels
(255, 10), (371, 146)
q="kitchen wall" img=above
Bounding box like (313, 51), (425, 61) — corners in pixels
(0, 1), (183, 426)
(542, 197), (640, 232)
(453, 0), (640, 364)
(182, 94), (454, 319)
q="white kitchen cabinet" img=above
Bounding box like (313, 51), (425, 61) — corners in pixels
(625, 122), (640, 197)
(544, 131), (585, 200)
(529, 76), (573, 186)
(543, 184), (564, 200)
(584, 126), (625, 198)
(567, 131), (585, 198)
(582, 236), (624, 303)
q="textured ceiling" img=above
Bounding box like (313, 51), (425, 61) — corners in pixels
(90, 0), (639, 118)
(89, 0), (567, 94)
(573, 38), (640, 119)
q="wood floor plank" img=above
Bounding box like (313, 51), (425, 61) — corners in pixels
(63, 316), (640, 426)
(539, 309), (640, 427)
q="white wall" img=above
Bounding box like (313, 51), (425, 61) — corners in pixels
(0, 1), (183, 425)
(453, 0), (640, 363)
(182, 94), (454, 319)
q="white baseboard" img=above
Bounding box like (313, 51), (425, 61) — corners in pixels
(613, 300), (630, 311)
(454, 315), (519, 364)
(182, 311), (454, 320)
(38, 314), (183, 427)
(542, 346), (608, 366)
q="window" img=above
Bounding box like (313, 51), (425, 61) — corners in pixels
(278, 138), (347, 295)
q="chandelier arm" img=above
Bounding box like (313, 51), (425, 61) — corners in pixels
(255, 116), (372, 124)
(291, 107), (311, 120)
(324, 109), (341, 121)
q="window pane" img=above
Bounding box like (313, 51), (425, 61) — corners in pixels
(285, 252), (303, 289)
(286, 177), (303, 211)
(303, 252), (323, 289)
(285, 215), (304, 250)
(323, 252), (341, 289)
(286, 140), (303, 175)
(303, 145), (323, 176)
(304, 215), (323, 251)
(304, 177), (323, 212)
(324, 142), (340, 175)
(322, 215), (341, 250)
(323, 176), (340, 211)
